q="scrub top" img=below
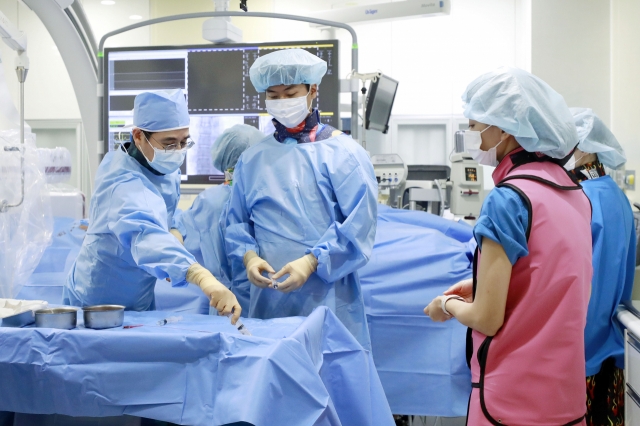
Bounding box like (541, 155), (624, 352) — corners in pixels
(473, 186), (530, 265)
(581, 175), (635, 375)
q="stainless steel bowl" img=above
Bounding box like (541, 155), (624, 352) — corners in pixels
(35, 308), (78, 330)
(83, 305), (125, 329)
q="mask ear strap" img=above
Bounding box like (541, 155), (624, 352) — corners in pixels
(552, 144), (579, 167)
(480, 124), (493, 133)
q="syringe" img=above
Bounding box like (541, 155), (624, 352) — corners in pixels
(268, 272), (279, 289)
(226, 313), (252, 336)
(157, 316), (183, 326)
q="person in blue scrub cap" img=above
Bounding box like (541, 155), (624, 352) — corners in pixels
(63, 89), (242, 323)
(225, 48), (378, 348)
(566, 108), (634, 426)
(173, 124), (266, 314)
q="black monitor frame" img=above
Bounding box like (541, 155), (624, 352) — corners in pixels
(364, 73), (398, 134)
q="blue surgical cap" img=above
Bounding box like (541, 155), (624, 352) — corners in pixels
(249, 49), (327, 93)
(570, 108), (626, 169)
(211, 124), (265, 172)
(133, 89), (190, 132)
(462, 67), (578, 159)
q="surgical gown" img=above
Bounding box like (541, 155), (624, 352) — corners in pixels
(225, 133), (377, 348)
(63, 146), (196, 311)
(173, 184), (251, 313)
(583, 175), (636, 375)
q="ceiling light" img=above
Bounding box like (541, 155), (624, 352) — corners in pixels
(101, 0), (115, 5)
(129, 15), (143, 20)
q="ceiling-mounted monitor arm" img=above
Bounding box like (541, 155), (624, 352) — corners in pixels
(349, 71), (382, 151)
(97, 12), (359, 157)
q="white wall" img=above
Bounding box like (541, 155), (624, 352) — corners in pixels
(611, 0), (640, 204)
(531, 0), (611, 125)
(0, 0), (80, 121)
(337, 0), (517, 117)
(529, 0), (640, 204)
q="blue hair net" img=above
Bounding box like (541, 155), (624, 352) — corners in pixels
(133, 89), (190, 132)
(249, 49), (327, 93)
(211, 124), (266, 172)
(570, 108), (626, 169)
(462, 67), (578, 158)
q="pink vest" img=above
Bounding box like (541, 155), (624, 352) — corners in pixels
(468, 149), (592, 425)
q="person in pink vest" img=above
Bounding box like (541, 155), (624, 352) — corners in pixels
(424, 67), (593, 425)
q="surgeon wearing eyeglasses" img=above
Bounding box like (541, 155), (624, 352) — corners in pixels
(63, 90), (241, 323)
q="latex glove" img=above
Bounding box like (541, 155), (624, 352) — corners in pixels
(272, 254), (318, 293)
(424, 296), (453, 322)
(244, 250), (275, 288)
(443, 278), (473, 303)
(186, 263), (241, 324)
(169, 228), (184, 245)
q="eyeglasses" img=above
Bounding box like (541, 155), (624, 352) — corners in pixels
(146, 134), (196, 152)
(162, 138), (195, 152)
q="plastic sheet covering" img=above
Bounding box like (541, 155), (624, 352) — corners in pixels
(0, 306), (394, 426)
(0, 129), (53, 298)
(16, 217), (86, 304)
(358, 205), (474, 416)
(37, 147), (72, 183)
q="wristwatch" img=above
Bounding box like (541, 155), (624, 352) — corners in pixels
(441, 295), (465, 317)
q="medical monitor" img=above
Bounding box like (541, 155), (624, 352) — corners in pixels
(103, 40), (340, 184)
(365, 74), (398, 134)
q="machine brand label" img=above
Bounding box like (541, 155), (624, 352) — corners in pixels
(365, 9), (378, 15)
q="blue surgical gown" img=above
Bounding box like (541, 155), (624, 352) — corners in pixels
(225, 134), (378, 348)
(583, 176), (636, 375)
(174, 184), (251, 313)
(63, 147), (196, 311)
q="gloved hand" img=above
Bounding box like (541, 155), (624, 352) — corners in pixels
(272, 253), (318, 293)
(244, 250), (275, 288)
(186, 263), (241, 324)
(169, 228), (184, 245)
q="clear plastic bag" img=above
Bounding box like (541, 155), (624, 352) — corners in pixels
(0, 129), (53, 298)
(37, 147), (72, 183)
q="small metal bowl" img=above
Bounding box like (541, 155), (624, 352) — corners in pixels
(35, 308), (78, 330)
(83, 305), (125, 329)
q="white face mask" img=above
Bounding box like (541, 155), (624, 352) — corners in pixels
(463, 125), (504, 167)
(265, 90), (312, 128)
(141, 134), (187, 175)
(563, 153), (587, 171)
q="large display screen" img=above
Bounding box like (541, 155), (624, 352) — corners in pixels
(104, 40), (340, 183)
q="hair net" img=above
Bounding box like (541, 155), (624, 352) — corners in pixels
(249, 49), (327, 93)
(133, 89), (190, 132)
(211, 124), (266, 171)
(570, 108), (626, 169)
(462, 67), (578, 158)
